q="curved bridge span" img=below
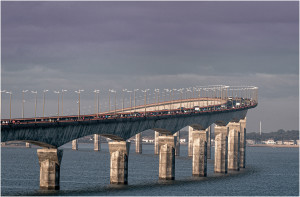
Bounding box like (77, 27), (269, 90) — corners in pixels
(1, 98), (254, 148)
(1, 85), (258, 190)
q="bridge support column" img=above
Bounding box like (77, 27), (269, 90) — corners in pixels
(154, 131), (159, 155)
(158, 135), (176, 180)
(228, 129), (240, 171)
(214, 125), (228, 173)
(94, 134), (101, 151)
(173, 131), (180, 156)
(108, 141), (130, 184)
(206, 126), (211, 159)
(192, 130), (207, 177)
(26, 142), (31, 148)
(136, 133), (142, 154)
(37, 148), (63, 190)
(72, 139), (78, 150)
(188, 126), (194, 157)
(239, 118), (246, 168)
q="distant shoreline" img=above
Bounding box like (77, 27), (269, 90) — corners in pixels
(248, 144), (299, 148)
(2, 143), (298, 148)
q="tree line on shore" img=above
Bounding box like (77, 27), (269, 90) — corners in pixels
(246, 129), (299, 141)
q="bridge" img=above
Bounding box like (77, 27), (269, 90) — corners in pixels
(1, 85), (258, 189)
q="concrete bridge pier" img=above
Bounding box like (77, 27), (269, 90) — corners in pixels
(108, 141), (131, 184)
(136, 133), (142, 154)
(228, 129), (240, 171)
(192, 130), (207, 177)
(206, 126), (211, 159)
(239, 118), (246, 168)
(227, 121), (241, 170)
(94, 134), (101, 151)
(154, 131), (160, 155)
(188, 126), (194, 157)
(37, 148), (63, 190)
(214, 125), (228, 173)
(158, 135), (176, 180)
(72, 139), (78, 150)
(173, 131), (180, 156)
(26, 142), (31, 148)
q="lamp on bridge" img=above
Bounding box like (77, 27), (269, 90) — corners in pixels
(186, 88), (192, 109)
(31, 91), (37, 121)
(122, 89), (127, 113)
(127, 90), (132, 115)
(133, 89), (139, 113)
(177, 88), (184, 110)
(54, 91), (60, 120)
(141, 89), (149, 115)
(42, 90), (48, 118)
(75, 90), (84, 119)
(61, 89), (67, 116)
(108, 89), (116, 113)
(5, 91), (12, 121)
(109, 89), (117, 114)
(163, 89), (170, 110)
(93, 89), (100, 117)
(154, 89), (160, 111)
(22, 90), (28, 118)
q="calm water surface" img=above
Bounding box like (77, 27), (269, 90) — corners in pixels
(1, 143), (299, 196)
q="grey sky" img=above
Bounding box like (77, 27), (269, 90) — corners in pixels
(1, 1), (299, 132)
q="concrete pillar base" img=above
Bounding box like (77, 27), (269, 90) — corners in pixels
(228, 129), (240, 171)
(37, 148), (63, 190)
(214, 125), (228, 174)
(174, 131), (180, 156)
(72, 139), (78, 150)
(239, 118), (246, 168)
(158, 135), (176, 180)
(207, 126), (211, 159)
(136, 133), (142, 154)
(188, 126), (194, 157)
(109, 141), (130, 184)
(154, 131), (159, 155)
(26, 142), (31, 148)
(192, 133), (207, 177)
(94, 134), (101, 151)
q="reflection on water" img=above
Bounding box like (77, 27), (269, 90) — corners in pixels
(1, 143), (299, 196)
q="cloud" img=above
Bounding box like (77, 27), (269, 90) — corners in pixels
(1, 1), (298, 132)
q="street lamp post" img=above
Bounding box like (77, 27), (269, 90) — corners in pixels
(114, 90), (117, 115)
(31, 91), (37, 121)
(109, 89), (116, 115)
(54, 91), (60, 120)
(197, 88), (201, 107)
(122, 89), (127, 112)
(61, 89), (67, 116)
(172, 89), (177, 111)
(141, 89), (149, 116)
(164, 89), (169, 110)
(154, 89), (159, 111)
(6, 91), (12, 121)
(75, 90), (84, 119)
(168, 90), (173, 113)
(134, 89), (139, 113)
(93, 90), (100, 117)
(42, 90), (48, 118)
(178, 88), (183, 110)
(127, 90), (132, 115)
(108, 89), (114, 113)
(22, 90), (28, 118)
(186, 88), (192, 109)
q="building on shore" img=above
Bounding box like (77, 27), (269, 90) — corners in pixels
(283, 140), (295, 145)
(246, 139), (255, 145)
